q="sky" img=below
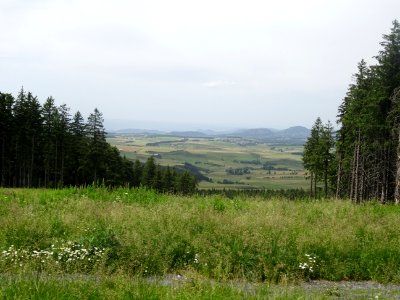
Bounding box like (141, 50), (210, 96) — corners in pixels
(1, 0), (400, 131)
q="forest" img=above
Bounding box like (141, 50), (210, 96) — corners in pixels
(0, 89), (197, 193)
(303, 20), (400, 203)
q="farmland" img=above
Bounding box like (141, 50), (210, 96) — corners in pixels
(107, 134), (308, 190)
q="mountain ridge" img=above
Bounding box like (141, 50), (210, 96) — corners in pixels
(108, 126), (310, 141)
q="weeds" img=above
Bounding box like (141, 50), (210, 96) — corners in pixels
(1, 187), (400, 284)
(1, 242), (106, 273)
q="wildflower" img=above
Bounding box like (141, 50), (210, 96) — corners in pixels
(299, 253), (318, 274)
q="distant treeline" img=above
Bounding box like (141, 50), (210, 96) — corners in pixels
(0, 88), (197, 194)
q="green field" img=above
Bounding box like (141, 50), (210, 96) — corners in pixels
(107, 134), (308, 190)
(1, 188), (400, 298)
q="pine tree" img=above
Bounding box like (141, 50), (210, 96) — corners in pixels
(86, 108), (107, 183)
(320, 121), (335, 198)
(335, 20), (400, 202)
(303, 118), (335, 198)
(390, 87), (400, 203)
(13, 89), (43, 187)
(132, 159), (143, 187)
(141, 157), (156, 188)
(163, 166), (174, 193)
(177, 171), (197, 195)
(42, 97), (58, 187)
(303, 117), (323, 197)
(70, 111), (88, 185)
(0, 92), (14, 187)
(153, 165), (164, 192)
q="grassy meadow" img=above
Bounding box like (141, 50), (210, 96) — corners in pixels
(107, 134), (308, 190)
(1, 187), (400, 298)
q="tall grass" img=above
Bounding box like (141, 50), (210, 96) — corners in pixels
(1, 186), (400, 285)
(0, 274), (335, 299)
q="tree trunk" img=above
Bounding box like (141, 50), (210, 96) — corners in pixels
(314, 173), (317, 198)
(395, 127), (400, 204)
(29, 136), (34, 188)
(350, 143), (356, 200)
(350, 133), (360, 202)
(354, 132), (361, 202)
(60, 140), (64, 187)
(380, 149), (388, 204)
(336, 158), (342, 199)
(359, 156), (365, 201)
(324, 156), (328, 198)
(1, 136), (5, 187)
(54, 140), (58, 185)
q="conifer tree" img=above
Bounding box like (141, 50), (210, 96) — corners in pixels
(177, 171), (197, 195)
(0, 92), (14, 187)
(70, 111), (88, 185)
(86, 108), (107, 183)
(163, 166), (174, 193)
(336, 20), (400, 202)
(303, 117), (323, 197)
(132, 159), (143, 187)
(0, 89), (200, 191)
(141, 156), (156, 188)
(42, 97), (58, 187)
(303, 118), (335, 198)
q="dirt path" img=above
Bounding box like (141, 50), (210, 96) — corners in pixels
(148, 274), (400, 298)
(302, 280), (400, 299)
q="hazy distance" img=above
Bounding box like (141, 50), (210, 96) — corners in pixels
(1, 0), (399, 130)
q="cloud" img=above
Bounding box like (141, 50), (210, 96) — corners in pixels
(202, 80), (237, 88)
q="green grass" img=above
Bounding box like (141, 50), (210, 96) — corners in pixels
(1, 187), (400, 298)
(107, 135), (307, 190)
(0, 275), (338, 299)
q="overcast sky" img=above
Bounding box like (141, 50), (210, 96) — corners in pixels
(1, 0), (399, 130)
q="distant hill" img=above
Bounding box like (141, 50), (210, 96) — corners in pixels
(168, 131), (208, 138)
(112, 128), (165, 135)
(229, 128), (275, 139)
(108, 126), (310, 143)
(276, 126), (310, 138)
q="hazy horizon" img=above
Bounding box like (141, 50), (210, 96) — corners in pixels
(104, 118), (311, 132)
(2, 0), (399, 129)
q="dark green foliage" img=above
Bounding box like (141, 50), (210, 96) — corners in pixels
(303, 118), (335, 198)
(132, 159), (143, 187)
(141, 156), (156, 187)
(0, 90), (197, 194)
(0, 92), (14, 187)
(226, 167), (251, 175)
(335, 20), (400, 202)
(12, 89), (43, 187)
(162, 166), (174, 193)
(139, 158), (197, 194)
(176, 171), (197, 195)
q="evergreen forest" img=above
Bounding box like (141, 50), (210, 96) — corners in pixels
(0, 89), (197, 193)
(303, 20), (400, 203)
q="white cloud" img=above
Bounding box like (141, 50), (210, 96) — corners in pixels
(202, 80), (238, 88)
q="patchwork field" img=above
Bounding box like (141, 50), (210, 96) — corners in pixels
(107, 134), (308, 190)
